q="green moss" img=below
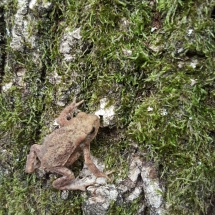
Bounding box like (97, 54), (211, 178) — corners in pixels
(128, 1), (215, 213)
(0, 173), (83, 214)
(107, 196), (144, 215)
(129, 66), (215, 213)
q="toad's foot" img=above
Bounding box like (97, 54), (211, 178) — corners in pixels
(59, 176), (107, 191)
(50, 167), (75, 190)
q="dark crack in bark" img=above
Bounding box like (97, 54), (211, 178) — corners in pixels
(0, 6), (6, 91)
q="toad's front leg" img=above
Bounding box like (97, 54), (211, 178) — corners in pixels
(56, 97), (84, 127)
(83, 145), (108, 179)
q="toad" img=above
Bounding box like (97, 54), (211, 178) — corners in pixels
(25, 97), (107, 190)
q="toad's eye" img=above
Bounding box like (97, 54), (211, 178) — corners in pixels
(90, 127), (95, 134)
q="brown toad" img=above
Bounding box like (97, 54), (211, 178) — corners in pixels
(25, 97), (107, 190)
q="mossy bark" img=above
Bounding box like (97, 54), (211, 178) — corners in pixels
(0, 0), (215, 214)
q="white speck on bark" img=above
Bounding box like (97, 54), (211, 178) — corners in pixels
(59, 28), (82, 62)
(2, 82), (13, 92)
(95, 98), (115, 127)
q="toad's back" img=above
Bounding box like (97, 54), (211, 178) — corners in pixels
(40, 113), (100, 169)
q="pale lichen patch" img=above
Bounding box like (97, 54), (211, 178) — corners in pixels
(95, 98), (115, 127)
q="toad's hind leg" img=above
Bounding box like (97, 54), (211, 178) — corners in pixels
(25, 144), (43, 173)
(50, 167), (75, 190)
